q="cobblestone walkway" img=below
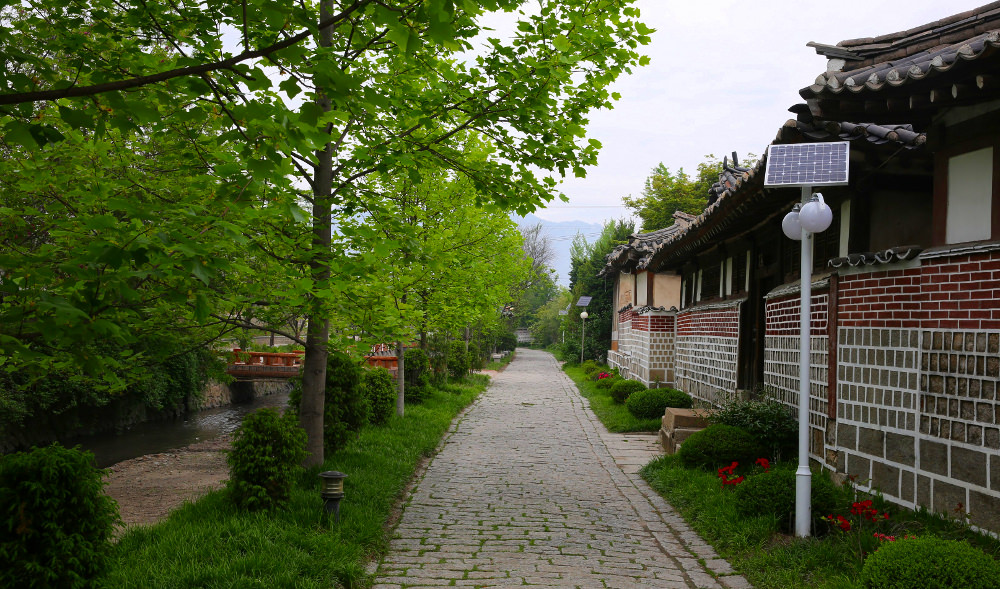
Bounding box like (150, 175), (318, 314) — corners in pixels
(373, 349), (749, 588)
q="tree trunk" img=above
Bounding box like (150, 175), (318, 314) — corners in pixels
(395, 340), (405, 417)
(299, 0), (335, 468)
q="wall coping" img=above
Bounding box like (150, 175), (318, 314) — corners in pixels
(764, 273), (832, 300)
(919, 239), (1000, 261)
(679, 295), (747, 313)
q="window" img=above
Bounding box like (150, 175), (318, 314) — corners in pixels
(946, 147), (993, 244)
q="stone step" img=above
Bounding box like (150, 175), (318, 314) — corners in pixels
(662, 407), (710, 432)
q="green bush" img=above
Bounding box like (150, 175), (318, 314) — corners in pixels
(403, 348), (432, 404)
(710, 397), (797, 461)
(860, 535), (1000, 589)
(289, 351), (367, 452)
(677, 424), (764, 470)
(595, 375), (620, 390)
(226, 408), (307, 511)
(362, 367), (397, 426)
(610, 379), (646, 404)
(733, 464), (845, 532)
(448, 341), (469, 380)
(468, 342), (483, 371)
(625, 388), (693, 419)
(0, 444), (120, 588)
(581, 360), (599, 375)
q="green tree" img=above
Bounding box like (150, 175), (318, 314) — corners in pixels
(562, 219), (635, 362)
(1, 0), (650, 465)
(340, 144), (530, 409)
(622, 157), (722, 232)
(530, 286), (572, 346)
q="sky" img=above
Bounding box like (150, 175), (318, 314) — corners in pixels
(531, 0), (988, 229)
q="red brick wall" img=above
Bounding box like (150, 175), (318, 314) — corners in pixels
(618, 308), (635, 324)
(677, 306), (739, 338)
(632, 313), (675, 332)
(766, 293), (828, 336)
(838, 252), (1000, 330)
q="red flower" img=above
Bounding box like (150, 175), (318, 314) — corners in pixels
(754, 457), (770, 472)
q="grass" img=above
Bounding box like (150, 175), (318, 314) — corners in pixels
(106, 375), (489, 588)
(482, 350), (515, 372)
(640, 454), (1000, 588)
(562, 364), (660, 432)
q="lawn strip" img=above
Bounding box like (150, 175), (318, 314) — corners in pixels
(107, 375), (489, 588)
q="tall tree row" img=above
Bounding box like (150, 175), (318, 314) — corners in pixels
(1, 0), (650, 463)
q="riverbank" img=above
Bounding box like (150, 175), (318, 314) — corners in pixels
(105, 435), (230, 528)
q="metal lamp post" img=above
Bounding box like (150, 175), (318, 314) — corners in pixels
(580, 310), (589, 364)
(782, 189), (833, 537)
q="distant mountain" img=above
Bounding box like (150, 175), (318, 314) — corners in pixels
(513, 213), (606, 287)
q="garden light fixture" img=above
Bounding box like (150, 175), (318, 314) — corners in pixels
(319, 470), (347, 524)
(580, 311), (589, 364)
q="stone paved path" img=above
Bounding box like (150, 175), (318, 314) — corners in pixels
(373, 349), (749, 588)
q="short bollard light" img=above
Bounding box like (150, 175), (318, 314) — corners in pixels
(319, 470), (347, 524)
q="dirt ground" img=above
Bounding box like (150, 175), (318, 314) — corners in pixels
(105, 368), (503, 530)
(104, 435), (231, 529)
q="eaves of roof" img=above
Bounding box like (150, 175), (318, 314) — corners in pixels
(803, 29), (1000, 98)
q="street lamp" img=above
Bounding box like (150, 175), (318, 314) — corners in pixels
(580, 310), (589, 364)
(783, 190), (833, 538)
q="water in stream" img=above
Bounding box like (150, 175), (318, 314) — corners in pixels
(79, 391), (290, 468)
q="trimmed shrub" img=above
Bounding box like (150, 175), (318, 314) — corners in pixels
(403, 348), (432, 403)
(860, 535), (1000, 589)
(227, 408), (307, 511)
(595, 375), (620, 390)
(733, 465), (845, 532)
(362, 367), (397, 426)
(289, 350), (367, 452)
(626, 388), (693, 419)
(0, 444), (120, 588)
(581, 360), (599, 375)
(709, 397), (797, 461)
(448, 341), (469, 380)
(677, 424), (764, 470)
(610, 379), (646, 404)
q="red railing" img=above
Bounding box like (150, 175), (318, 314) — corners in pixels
(226, 349), (304, 379)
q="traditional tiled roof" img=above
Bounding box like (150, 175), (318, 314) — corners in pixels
(608, 119), (927, 274)
(803, 2), (1000, 98)
(778, 115), (926, 148)
(601, 211), (694, 275)
(828, 246), (924, 268)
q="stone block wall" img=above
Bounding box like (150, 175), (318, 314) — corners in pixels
(764, 291), (831, 462)
(675, 302), (740, 405)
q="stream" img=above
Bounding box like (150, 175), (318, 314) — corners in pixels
(79, 391), (290, 468)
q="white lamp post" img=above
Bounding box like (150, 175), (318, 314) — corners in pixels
(783, 188), (833, 538)
(580, 310), (589, 364)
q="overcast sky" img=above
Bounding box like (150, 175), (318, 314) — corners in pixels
(532, 0), (987, 228)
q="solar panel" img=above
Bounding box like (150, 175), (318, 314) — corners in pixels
(575, 296), (592, 307)
(764, 142), (850, 187)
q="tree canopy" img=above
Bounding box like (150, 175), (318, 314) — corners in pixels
(0, 0), (650, 464)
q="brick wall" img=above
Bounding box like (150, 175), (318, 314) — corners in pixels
(675, 302), (741, 404)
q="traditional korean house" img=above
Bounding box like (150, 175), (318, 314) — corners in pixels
(604, 2), (1000, 533)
